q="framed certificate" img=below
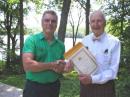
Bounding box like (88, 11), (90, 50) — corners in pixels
(64, 42), (97, 74)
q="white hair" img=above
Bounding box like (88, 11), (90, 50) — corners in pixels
(89, 10), (106, 25)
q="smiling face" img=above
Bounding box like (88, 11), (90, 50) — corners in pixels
(41, 11), (58, 37)
(89, 11), (106, 37)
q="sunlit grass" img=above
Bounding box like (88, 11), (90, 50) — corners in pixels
(0, 74), (25, 89)
(0, 71), (80, 97)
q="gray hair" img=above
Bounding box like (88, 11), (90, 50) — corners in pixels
(89, 10), (106, 25)
(42, 10), (58, 21)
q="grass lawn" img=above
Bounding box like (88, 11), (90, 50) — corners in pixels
(0, 71), (80, 97)
(0, 74), (25, 89)
(0, 71), (130, 97)
(60, 72), (80, 97)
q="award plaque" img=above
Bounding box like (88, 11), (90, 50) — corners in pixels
(64, 42), (97, 74)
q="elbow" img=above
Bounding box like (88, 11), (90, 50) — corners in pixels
(23, 61), (34, 71)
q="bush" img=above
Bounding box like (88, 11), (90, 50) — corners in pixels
(116, 66), (130, 97)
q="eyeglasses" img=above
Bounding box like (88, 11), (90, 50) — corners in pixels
(44, 19), (57, 23)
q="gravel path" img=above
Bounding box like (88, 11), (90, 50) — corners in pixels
(0, 82), (23, 97)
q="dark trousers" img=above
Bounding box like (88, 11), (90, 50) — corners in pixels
(80, 80), (116, 97)
(23, 79), (60, 97)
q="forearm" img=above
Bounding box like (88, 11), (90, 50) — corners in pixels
(23, 60), (54, 72)
(91, 68), (117, 84)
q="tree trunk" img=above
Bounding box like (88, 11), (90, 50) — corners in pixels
(5, 4), (12, 73)
(19, 0), (24, 73)
(4, 5), (12, 73)
(58, 0), (71, 42)
(85, 0), (90, 35)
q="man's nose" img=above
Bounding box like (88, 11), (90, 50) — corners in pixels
(49, 20), (53, 24)
(93, 21), (98, 26)
(49, 20), (56, 24)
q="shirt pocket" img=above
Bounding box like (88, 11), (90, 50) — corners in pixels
(35, 48), (47, 60)
(103, 53), (111, 65)
(96, 52), (111, 66)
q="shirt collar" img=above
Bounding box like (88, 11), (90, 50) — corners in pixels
(92, 32), (106, 41)
(39, 32), (45, 40)
(39, 32), (57, 44)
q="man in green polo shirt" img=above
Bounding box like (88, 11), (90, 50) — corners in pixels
(22, 10), (70, 97)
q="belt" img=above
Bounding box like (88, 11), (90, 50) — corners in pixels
(27, 79), (60, 86)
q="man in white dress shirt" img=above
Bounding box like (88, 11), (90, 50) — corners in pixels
(79, 10), (121, 97)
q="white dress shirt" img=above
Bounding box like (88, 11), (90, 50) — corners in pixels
(82, 32), (121, 84)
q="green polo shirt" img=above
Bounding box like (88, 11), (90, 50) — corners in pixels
(22, 32), (65, 84)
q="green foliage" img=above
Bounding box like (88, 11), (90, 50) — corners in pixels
(0, 70), (130, 97)
(0, 73), (80, 97)
(0, 0), (29, 74)
(0, 54), (23, 74)
(0, 61), (5, 72)
(101, 1), (130, 97)
(116, 66), (130, 97)
(102, 0), (130, 36)
(31, 0), (43, 13)
(51, 0), (63, 9)
(7, 0), (19, 4)
(0, 74), (25, 89)
(121, 26), (130, 74)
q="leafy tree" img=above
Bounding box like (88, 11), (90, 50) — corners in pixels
(0, 0), (19, 73)
(101, 0), (130, 97)
(0, 0), (28, 73)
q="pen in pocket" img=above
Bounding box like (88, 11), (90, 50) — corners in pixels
(104, 49), (108, 54)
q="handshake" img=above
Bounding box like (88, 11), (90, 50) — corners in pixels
(50, 60), (73, 74)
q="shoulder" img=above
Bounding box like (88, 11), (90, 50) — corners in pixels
(107, 33), (120, 43)
(25, 32), (42, 41)
(106, 33), (121, 48)
(56, 38), (65, 48)
(83, 33), (92, 40)
(82, 33), (93, 44)
(56, 39), (65, 52)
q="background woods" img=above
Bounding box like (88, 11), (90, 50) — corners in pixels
(0, 0), (130, 97)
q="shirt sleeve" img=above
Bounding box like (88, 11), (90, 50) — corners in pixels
(22, 35), (35, 54)
(91, 40), (121, 84)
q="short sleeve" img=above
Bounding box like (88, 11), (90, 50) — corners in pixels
(22, 35), (35, 54)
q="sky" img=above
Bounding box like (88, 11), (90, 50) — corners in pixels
(24, 1), (102, 30)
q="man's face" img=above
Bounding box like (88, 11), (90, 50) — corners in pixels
(89, 12), (105, 37)
(42, 13), (57, 36)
